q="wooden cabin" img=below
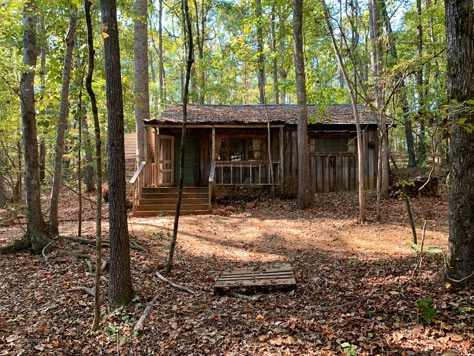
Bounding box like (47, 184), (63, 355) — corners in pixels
(130, 104), (379, 216)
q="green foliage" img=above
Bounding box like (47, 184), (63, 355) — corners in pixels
(340, 341), (358, 356)
(416, 297), (437, 324)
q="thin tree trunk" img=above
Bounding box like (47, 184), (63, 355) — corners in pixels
(322, 0), (366, 222)
(166, 0), (194, 274)
(445, 0), (474, 288)
(292, 0), (312, 210)
(82, 113), (95, 192)
(100, 0), (133, 307)
(271, 5), (279, 104)
(134, 0), (150, 164)
(49, 6), (78, 235)
(77, 76), (84, 237)
(380, 0), (417, 168)
(158, 0), (166, 104)
(256, 0), (265, 104)
(85, 0), (103, 329)
(415, 0), (426, 163)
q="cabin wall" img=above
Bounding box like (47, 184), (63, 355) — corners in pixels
(282, 127), (378, 194)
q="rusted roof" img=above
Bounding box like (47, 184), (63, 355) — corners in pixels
(146, 104), (378, 125)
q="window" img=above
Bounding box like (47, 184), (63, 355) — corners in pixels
(309, 137), (356, 153)
(216, 136), (266, 161)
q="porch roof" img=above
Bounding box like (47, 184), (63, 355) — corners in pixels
(145, 104), (378, 126)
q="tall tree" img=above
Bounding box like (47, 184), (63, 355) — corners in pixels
(292, 0), (312, 209)
(85, 0), (104, 329)
(166, 0), (194, 273)
(368, 0), (389, 196)
(445, 0), (474, 288)
(256, 0), (265, 104)
(322, 0), (366, 222)
(100, 0), (134, 306)
(49, 6), (78, 235)
(1, 0), (50, 254)
(134, 0), (150, 164)
(415, 0), (426, 163)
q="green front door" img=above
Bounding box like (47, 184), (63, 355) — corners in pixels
(174, 136), (198, 186)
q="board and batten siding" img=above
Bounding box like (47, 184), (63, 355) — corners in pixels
(283, 128), (378, 193)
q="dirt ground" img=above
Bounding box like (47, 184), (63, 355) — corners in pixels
(0, 189), (473, 355)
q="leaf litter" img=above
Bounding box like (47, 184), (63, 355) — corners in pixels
(0, 188), (472, 355)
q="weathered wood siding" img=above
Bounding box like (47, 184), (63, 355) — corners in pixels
(283, 128), (378, 193)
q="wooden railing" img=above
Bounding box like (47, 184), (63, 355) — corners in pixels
(130, 161), (156, 211)
(213, 161), (281, 186)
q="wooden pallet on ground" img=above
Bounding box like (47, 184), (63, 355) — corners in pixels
(214, 263), (296, 294)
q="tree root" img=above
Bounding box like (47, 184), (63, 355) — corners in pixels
(156, 272), (195, 294)
(69, 286), (95, 297)
(0, 238), (31, 255)
(133, 294), (159, 334)
(64, 235), (147, 251)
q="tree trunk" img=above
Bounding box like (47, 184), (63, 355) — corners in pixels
(158, 0), (166, 104)
(256, 0), (265, 105)
(415, 0), (426, 163)
(445, 0), (474, 288)
(19, 0), (49, 253)
(85, 0), (103, 330)
(322, 0), (366, 222)
(100, 0), (133, 306)
(292, 0), (312, 210)
(368, 0), (389, 199)
(166, 0), (194, 274)
(380, 0), (417, 168)
(134, 0), (150, 165)
(271, 5), (279, 104)
(49, 6), (78, 235)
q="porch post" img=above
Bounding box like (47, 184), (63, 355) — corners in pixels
(280, 127), (284, 184)
(211, 127), (216, 161)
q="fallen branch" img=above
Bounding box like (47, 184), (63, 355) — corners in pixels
(64, 235), (146, 251)
(155, 272), (195, 294)
(133, 294), (159, 334)
(69, 286), (95, 297)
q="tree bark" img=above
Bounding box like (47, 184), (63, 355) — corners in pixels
(134, 0), (150, 164)
(256, 0), (265, 104)
(271, 5), (279, 104)
(100, 0), (133, 306)
(445, 0), (474, 288)
(49, 6), (78, 235)
(292, 0), (312, 210)
(85, 0), (103, 329)
(19, 0), (50, 253)
(415, 0), (426, 163)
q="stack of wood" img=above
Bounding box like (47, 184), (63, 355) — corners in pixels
(389, 176), (439, 198)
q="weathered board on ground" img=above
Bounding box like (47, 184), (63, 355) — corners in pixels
(214, 263), (296, 294)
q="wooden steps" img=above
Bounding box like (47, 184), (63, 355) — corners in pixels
(214, 263), (296, 294)
(124, 133), (137, 182)
(134, 187), (209, 217)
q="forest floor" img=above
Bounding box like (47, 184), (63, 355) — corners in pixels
(0, 186), (473, 355)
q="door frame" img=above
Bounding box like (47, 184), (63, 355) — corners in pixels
(155, 134), (174, 186)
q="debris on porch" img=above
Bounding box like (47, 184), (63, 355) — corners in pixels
(214, 263), (296, 295)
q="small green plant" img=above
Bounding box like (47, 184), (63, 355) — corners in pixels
(404, 241), (443, 254)
(154, 231), (171, 240)
(340, 341), (358, 356)
(416, 297), (437, 324)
